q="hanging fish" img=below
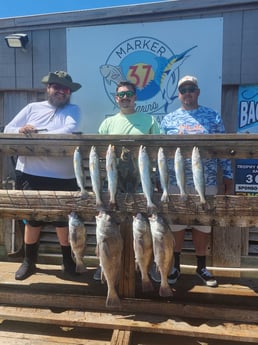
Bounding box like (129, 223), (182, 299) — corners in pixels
(89, 146), (104, 210)
(157, 147), (170, 203)
(117, 146), (139, 193)
(191, 146), (206, 204)
(138, 145), (156, 213)
(73, 146), (88, 199)
(95, 210), (123, 308)
(149, 213), (174, 298)
(132, 213), (154, 293)
(174, 147), (187, 200)
(68, 212), (87, 273)
(106, 144), (118, 208)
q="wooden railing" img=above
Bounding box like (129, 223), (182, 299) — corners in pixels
(0, 133), (257, 225)
(1, 133), (258, 297)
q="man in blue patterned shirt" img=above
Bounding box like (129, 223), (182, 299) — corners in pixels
(160, 75), (233, 287)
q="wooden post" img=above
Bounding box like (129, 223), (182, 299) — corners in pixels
(119, 215), (135, 298)
(212, 226), (242, 277)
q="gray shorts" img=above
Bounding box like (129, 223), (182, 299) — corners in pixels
(169, 185), (217, 233)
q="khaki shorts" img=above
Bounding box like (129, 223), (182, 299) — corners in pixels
(169, 185), (217, 234)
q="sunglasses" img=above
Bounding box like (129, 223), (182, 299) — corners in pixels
(50, 84), (71, 94)
(116, 91), (135, 99)
(179, 86), (198, 94)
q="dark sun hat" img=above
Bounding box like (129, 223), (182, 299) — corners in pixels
(41, 71), (81, 92)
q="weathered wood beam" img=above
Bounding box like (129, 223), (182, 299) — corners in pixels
(0, 305), (258, 343)
(0, 190), (257, 226)
(0, 133), (258, 159)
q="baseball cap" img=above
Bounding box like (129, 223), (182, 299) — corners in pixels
(178, 75), (198, 89)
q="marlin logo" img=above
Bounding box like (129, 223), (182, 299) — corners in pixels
(101, 36), (197, 114)
(156, 45), (198, 112)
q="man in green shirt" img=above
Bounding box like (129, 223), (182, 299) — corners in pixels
(98, 80), (161, 135)
(94, 80), (161, 280)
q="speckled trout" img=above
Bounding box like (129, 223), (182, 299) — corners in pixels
(149, 213), (174, 298)
(174, 147), (187, 200)
(89, 146), (104, 210)
(95, 211), (123, 308)
(132, 213), (154, 292)
(157, 147), (169, 203)
(68, 212), (87, 273)
(191, 146), (206, 204)
(73, 146), (88, 199)
(106, 144), (118, 208)
(138, 145), (156, 213)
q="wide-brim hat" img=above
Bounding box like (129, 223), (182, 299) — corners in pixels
(178, 75), (198, 89)
(41, 71), (81, 92)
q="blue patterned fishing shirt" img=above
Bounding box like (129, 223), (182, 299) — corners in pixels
(161, 105), (233, 187)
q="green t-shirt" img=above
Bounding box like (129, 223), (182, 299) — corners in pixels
(98, 112), (161, 135)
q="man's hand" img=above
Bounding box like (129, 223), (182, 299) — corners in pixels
(19, 125), (37, 134)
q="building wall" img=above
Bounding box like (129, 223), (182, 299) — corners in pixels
(0, 0), (257, 132)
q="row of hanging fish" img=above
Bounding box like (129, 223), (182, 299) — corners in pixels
(67, 209), (175, 305)
(133, 212), (175, 298)
(73, 144), (206, 213)
(158, 146), (206, 205)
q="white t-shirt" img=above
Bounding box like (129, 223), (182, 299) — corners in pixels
(4, 100), (81, 179)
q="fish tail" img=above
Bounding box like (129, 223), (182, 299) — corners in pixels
(180, 192), (188, 202)
(159, 284), (173, 298)
(76, 261), (87, 273)
(161, 191), (169, 203)
(200, 195), (206, 204)
(80, 190), (88, 199)
(96, 201), (105, 211)
(142, 279), (154, 293)
(106, 291), (121, 308)
(147, 201), (157, 215)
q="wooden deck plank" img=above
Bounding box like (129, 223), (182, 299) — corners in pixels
(0, 263), (257, 343)
(0, 262), (257, 322)
(110, 329), (132, 345)
(0, 320), (111, 345)
(0, 306), (258, 343)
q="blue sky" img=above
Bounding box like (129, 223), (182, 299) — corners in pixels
(1, 1), (166, 18)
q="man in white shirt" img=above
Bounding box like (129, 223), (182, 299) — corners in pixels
(4, 71), (82, 280)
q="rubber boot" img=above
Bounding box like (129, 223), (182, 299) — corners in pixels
(61, 245), (77, 275)
(15, 242), (38, 280)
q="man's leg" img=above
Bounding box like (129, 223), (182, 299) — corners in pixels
(167, 229), (185, 284)
(192, 228), (217, 287)
(56, 226), (76, 275)
(15, 224), (41, 280)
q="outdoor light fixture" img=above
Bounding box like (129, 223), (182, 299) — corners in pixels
(5, 33), (29, 49)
